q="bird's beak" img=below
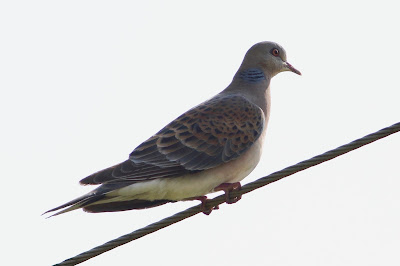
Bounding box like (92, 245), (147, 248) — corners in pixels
(284, 62), (301, 75)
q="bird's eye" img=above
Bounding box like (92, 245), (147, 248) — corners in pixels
(271, 48), (280, 57)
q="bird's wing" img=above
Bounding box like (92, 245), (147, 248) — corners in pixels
(80, 94), (264, 185)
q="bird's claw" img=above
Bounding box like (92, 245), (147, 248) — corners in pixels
(214, 182), (242, 204)
(192, 196), (218, 215)
(188, 182), (241, 215)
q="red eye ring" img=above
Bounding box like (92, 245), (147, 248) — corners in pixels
(271, 48), (280, 57)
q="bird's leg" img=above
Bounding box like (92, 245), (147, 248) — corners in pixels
(196, 196), (212, 215)
(214, 182), (242, 204)
(186, 196), (218, 215)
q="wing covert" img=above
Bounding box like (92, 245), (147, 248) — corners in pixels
(130, 94), (264, 171)
(81, 94), (264, 185)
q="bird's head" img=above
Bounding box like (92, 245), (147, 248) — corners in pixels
(242, 41), (301, 77)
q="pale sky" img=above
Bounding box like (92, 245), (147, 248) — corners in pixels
(1, 1), (400, 265)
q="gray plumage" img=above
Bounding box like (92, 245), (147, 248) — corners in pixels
(45, 41), (301, 217)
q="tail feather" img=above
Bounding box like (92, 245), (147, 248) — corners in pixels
(43, 193), (105, 217)
(83, 199), (173, 213)
(44, 192), (174, 217)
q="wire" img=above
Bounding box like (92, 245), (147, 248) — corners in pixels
(54, 121), (400, 265)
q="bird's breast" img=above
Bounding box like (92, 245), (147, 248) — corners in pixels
(116, 88), (270, 201)
(115, 130), (266, 201)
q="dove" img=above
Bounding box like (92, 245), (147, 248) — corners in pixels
(45, 41), (301, 216)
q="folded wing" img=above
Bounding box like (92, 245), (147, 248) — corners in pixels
(80, 94), (264, 185)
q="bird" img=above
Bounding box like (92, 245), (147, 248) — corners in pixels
(45, 41), (301, 217)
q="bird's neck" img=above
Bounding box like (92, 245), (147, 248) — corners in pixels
(222, 68), (271, 116)
(236, 68), (266, 83)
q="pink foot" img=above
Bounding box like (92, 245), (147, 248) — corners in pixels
(191, 196), (218, 215)
(214, 182), (242, 204)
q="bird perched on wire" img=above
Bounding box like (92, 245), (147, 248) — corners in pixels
(45, 41), (301, 217)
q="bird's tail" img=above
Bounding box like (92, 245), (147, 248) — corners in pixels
(42, 192), (105, 218)
(43, 189), (174, 217)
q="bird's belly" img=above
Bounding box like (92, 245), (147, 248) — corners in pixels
(116, 136), (265, 201)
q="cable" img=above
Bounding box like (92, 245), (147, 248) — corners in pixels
(54, 121), (400, 265)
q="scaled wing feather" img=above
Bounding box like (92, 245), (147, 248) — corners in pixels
(81, 94), (264, 185)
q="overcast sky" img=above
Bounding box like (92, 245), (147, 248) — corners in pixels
(1, 1), (400, 265)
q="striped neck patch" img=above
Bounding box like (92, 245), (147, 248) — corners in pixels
(238, 68), (266, 83)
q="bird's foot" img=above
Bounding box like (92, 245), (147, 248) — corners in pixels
(214, 182), (242, 204)
(190, 196), (218, 215)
